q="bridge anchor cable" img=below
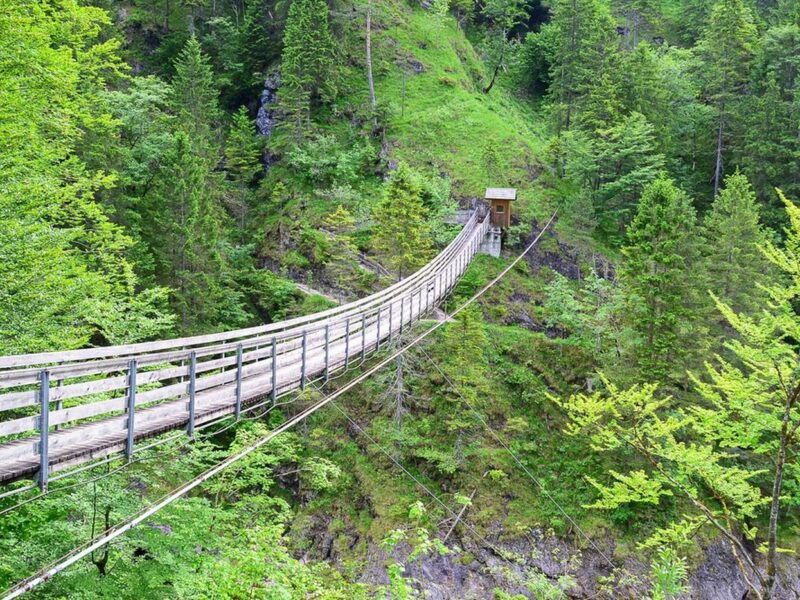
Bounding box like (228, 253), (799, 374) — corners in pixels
(1, 212), (556, 600)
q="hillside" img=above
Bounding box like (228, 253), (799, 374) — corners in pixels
(2, 0), (800, 598)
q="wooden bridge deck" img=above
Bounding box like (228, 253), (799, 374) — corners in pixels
(0, 214), (490, 487)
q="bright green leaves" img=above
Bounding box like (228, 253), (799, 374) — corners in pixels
(585, 470), (673, 510)
(371, 163), (434, 279)
(0, 0), (172, 352)
(560, 195), (800, 596)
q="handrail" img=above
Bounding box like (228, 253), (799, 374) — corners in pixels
(0, 213), (491, 487)
(0, 213), (480, 370)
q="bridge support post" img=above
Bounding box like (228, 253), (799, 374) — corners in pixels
(235, 344), (243, 420)
(345, 319), (350, 370)
(55, 362), (63, 432)
(38, 370), (50, 492)
(399, 297), (404, 335)
(301, 331), (307, 390)
(271, 337), (277, 404)
(126, 359), (137, 460)
(187, 351), (196, 437)
(361, 314), (367, 361)
(324, 325), (330, 383)
(376, 307), (381, 351)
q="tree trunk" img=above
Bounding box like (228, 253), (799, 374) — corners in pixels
(366, 0), (378, 134)
(394, 356), (404, 428)
(765, 406), (794, 598)
(483, 33), (506, 94)
(714, 101), (725, 198)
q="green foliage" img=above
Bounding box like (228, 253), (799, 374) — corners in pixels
(560, 194), (800, 597)
(544, 0), (616, 131)
(0, 0), (173, 352)
(171, 36), (220, 139)
(700, 171), (772, 321)
(372, 163), (434, 279)
(226, 106), (262, 234)
(620, 177), (701, 385)
(280, 0), (337, 135)
(649, 547), (689, 600)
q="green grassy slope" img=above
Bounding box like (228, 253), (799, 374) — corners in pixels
(335, 1), (548, 206)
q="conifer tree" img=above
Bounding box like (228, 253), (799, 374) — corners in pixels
(226, 106), (262, 236)
(280, 0), (337, 135)
(621, 177), (700, 385)
(545, 0), (616, 130)
(171, 36), (220, 142)
(701, 171), (771, 319)
(738, 25), (800, 227)
(0, 0), (172, 352)
(561, 192), (800, 600)
(593, 112), (664, 242)
(372, 164), (433, 280)
(696, 0), (758, 198)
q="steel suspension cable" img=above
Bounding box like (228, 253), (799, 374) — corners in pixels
(416, 346), (617, 571)
(1, 211), (556, 600)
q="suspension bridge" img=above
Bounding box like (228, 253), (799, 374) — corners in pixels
(0, 212), (492, 490)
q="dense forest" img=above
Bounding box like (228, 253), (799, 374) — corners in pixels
(2, 0), (800, 597)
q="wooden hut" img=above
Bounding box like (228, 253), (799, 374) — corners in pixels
(485, 187), (516, 228)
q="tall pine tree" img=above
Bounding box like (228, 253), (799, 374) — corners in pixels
(226, 106), (262, 237)
(372, 164), (433, 280)
(738, 25), (800, 227)
(545, 0), (616, 131)
(621, 177), (701, 385)
(696, 0), (758, 198)
(701, 171), (771, 321)
(280, 0), (337, 136)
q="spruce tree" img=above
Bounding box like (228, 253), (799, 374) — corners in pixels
(280, 0), (337, 136)
(621, 177), (700, 385)
(372, 163), (433, 280)
(696, 0), (758, 198)
(226, 106), (262, 236)
(738, 25), (800, 227)
(701, 171), (771, 320)
(171, 36), (220, 142)
(593, 112), (664, 242)
(545, 0), (616, 131)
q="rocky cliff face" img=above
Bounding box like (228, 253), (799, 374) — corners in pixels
(256, 71), (280, 138)
(296, 515), (800, 598)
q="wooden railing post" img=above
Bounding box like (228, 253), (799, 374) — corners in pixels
(126, 359), (137, 460)
(399, 297), (404, 335)
(235, 344), (243, 420)
(345, 319), (351, 370)
(376, 307), (381, 351)
(271, 337), (277, 404)
(324, 325), (330, 382)
(38, 370), (50, 492)
(389, 302), (394, 341)
(361, 314), (367, 361)
(55, 360), (63, 432)
(301, 331), (307, 390)
(187, 351), (196, 437)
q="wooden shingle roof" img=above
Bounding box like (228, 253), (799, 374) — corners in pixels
(485, 187), (517, 200)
